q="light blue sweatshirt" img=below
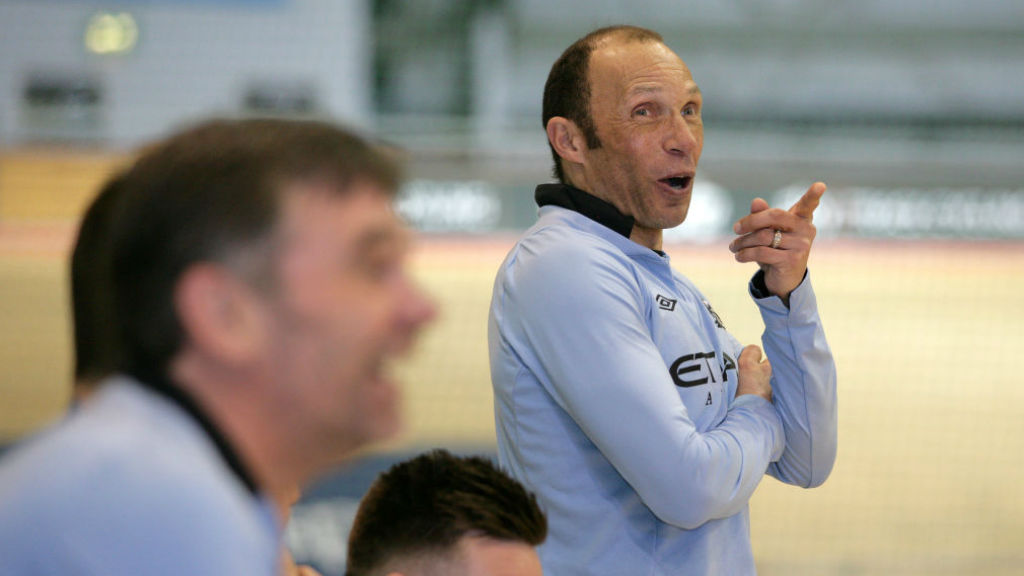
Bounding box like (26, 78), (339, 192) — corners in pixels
(0, 378), (280, 576)
(489, 184), (837, 575)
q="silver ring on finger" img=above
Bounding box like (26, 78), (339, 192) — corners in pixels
(770, 229), (783, 249)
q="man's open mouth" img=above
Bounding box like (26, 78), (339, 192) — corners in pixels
(660, 176), (692, 190)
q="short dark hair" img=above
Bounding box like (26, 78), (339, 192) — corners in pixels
(542, 25), (664, 183)
(345, 449), (547, 576)
(110, 118), (402, 387)
(71, 171), (128, 388)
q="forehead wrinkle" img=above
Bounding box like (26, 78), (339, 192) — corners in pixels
(605, 55), (696, 97)
(589, 41), (701, 129)
(623, 79), (702, 106)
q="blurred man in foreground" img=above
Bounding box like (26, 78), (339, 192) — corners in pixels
(0, 118), (436, 575)
(66, 162), (321, 576)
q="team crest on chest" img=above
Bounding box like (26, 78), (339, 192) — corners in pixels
(703, 300), (725, 329)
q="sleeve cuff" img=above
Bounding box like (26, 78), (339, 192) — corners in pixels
(749, 269), (772, 300)
(748, 269), (810, 307)
(751, 269), (822, 328)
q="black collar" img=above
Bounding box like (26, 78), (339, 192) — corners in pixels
(535, 183), (634, 239)
(135, 373), (260, 496)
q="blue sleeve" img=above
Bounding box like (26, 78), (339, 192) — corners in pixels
(501, 234), (785, 529)
(751, 270), (838, 487)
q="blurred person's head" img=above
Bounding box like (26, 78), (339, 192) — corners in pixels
(110, 117), (437, 493)
(345, 449), (547, 576)
(70, 171), (128, 402)
(543, 25), (703, 248)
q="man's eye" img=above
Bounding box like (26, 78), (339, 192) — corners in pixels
(367, 260), (395, 279)
(682, 105), (698, 116)
(358, 249), (394, 279)
(633, 107), (650, 117)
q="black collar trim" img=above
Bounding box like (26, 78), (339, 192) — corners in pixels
(535, 183), (634, 239)
(136, 374), (259, 496)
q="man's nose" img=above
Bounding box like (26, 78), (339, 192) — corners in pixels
(665, 116), (700, 156)
(387, 276), (438, 355)
(402, 278), (438, 331)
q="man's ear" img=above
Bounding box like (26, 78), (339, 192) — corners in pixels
(174, 263), (267, 365)
(546, 116), (587, 167)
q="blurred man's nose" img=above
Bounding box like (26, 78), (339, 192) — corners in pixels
(402, 277), (438, 333)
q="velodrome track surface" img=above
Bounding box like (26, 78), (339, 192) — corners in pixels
(1, 147), (1021, 574)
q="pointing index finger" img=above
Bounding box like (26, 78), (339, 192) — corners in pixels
(790, 181), (826, 220)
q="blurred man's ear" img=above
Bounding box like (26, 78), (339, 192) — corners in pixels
(174, 263), (269, 365)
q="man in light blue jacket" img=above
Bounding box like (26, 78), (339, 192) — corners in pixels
(489, 25), (837, 575)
